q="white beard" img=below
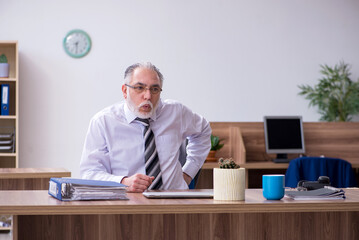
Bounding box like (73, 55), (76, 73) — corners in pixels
(126, 92), (155, 119)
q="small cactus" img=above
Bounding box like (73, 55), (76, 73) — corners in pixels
(218, 157), (240, 169)
(0, 54), (7, 63)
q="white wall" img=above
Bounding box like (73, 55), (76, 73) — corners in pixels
(0, 0), (358, 177)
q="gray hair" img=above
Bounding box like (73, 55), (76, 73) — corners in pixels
(124, 62), (164, 86)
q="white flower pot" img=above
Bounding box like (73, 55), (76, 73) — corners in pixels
(0, 63), (9, 78)
(213, 168), (245, 200)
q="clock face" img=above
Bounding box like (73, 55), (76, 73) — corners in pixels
(63, 29), (91, 58)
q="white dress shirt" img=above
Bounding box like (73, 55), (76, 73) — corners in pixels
(79, 98), (211, 190)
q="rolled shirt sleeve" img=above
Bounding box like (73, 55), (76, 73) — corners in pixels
(180, 104), (212, 179)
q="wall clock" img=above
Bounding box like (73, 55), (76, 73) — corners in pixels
(63, 29), (91, 58)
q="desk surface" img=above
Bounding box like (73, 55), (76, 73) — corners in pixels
(0, 189), (358, 215)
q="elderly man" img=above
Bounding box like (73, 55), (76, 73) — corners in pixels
(80, 62), (211, 192)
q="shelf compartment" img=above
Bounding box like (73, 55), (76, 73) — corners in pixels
(0, 156), (16, 168)
(0, 82), (17, 116)
(0, 42), (18, 79)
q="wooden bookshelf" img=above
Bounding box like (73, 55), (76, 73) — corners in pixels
(0, 41), (18, 168)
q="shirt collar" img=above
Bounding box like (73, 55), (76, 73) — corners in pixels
(124, 102), (137, 124)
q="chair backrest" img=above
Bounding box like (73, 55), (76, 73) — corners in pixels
(285, 157), (358, 188)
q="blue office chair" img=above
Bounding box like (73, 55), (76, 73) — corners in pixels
(285, 157), (357, 188)
(178, 139), (201, 189)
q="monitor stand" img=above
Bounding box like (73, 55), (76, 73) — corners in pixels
(272, 154), (291, 163)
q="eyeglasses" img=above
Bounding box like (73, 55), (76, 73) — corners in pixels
(125, 84), (162, 95)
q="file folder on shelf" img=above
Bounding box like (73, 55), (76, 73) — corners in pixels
(48, 178), (128, 201)
(1, 84), (9, 115)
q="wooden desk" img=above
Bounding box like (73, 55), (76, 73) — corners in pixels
(199, 162), (359, 189)
(207, 122), (359, 189)
(0, 168), (71, 190)
(0, 168), (71, 238)
(210, 122), (359, 165)
(1, 189), (358, 240)
(203, 162), (359, 170)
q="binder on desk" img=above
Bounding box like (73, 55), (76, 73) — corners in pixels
(1, 84), (9, 115)
(48, 177), (128, 201)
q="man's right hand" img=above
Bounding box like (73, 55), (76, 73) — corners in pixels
(121, 173), (155, 192)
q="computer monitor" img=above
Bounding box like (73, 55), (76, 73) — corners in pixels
(263, 116), (305, 163)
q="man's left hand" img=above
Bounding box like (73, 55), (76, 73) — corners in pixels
(183, 172), (192, 185)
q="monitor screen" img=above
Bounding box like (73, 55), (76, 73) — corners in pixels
(264, 116), (305, 163)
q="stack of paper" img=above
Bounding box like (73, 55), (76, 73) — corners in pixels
(285, 186), (345, 200)
(0, 127), (15, 153)
(49, 178), (128, 201)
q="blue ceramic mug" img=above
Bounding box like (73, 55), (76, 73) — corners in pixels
(262, 174), (285, 200)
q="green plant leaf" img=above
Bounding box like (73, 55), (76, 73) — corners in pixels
(210, 135), (224, 151)
(0, 54), (7, 63)
(298, 61), (359, 122)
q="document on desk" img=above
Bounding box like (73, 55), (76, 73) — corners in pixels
(285, 186), (345, 200)
(49, 178), (128, 201)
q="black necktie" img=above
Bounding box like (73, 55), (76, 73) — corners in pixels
(136, 118), (163, 190)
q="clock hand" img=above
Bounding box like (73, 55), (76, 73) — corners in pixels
(76, 42), (80, 54)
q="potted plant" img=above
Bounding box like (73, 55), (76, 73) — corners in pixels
(298, 61), (359, 121)
(213, 158), (245, 200)
(0, 54), (9, 78)
(206, 134), (224, 162)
